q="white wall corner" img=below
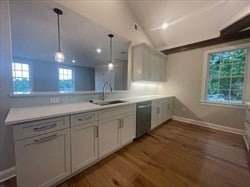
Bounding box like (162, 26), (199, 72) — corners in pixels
(0, 167), (16, 183)
(172, 116), (244, 135)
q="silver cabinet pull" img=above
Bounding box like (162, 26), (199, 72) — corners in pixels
(33, 123), (57, 131)
(138, 105), (151, 109)
(95, 126), (98, 137)
(78, 116), (92, 122)
(118, 119), (122, 128)
(34, 133), (57, 143)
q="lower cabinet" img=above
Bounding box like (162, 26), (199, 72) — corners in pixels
(120, 113), (136, 146)
(151, 98), (173, 129)
(71, 121), (98, 173)
(99, 119), (120, 158)
(99, 105), (136, 158)
(14, 129), (71, 187)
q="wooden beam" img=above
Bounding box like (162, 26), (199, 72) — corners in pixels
(161, 30), (250, 55)
(221, 14), (250, 36)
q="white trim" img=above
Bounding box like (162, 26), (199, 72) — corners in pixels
(172, 116), (244, 135)
(243, 135), (249, 152)
(200, 100), (246, 109)
(0, 167), (16, 183)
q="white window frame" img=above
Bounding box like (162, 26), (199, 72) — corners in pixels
(12, 61), (33, 94)
(58, 66), (75, 92)
(201, 43), (250, 109)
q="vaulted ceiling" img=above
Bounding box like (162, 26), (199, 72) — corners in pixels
(127, 0), (250, 50)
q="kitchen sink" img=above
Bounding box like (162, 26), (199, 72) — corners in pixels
(93, 100), (127, 106)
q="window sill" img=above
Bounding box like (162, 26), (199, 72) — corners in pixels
(200, 100), (246, 109)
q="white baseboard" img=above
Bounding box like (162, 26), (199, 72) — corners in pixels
(0, 167), (16, 183)
(172, 116), (244, 135)
(243, 135), (249, 152)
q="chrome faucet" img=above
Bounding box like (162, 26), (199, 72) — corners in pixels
(102, 82), (113, 101)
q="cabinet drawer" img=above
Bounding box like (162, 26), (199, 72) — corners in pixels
(13, 116), (70, 141)
(99, 104), (136, 122)
(71, 112), (98, 127)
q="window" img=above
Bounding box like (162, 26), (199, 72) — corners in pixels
(12, 62), (31, 94)
(58, 67), (74, 92)
(202, 45), (249, 106)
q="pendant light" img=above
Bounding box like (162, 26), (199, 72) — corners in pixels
(108, 34), (114, 70)
(54, 8), (64, 63)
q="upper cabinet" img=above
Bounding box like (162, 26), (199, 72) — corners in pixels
(132, 43), (167, 82)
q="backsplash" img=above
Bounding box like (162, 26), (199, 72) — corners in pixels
(10, 82), (159, 108)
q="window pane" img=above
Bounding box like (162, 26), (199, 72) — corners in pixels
(15, 63), (21, 70)
(233, 49), (246, 63)
(219, 64), (231, 77)
(209, 65), (219, 78)
(231, 62), (245, 76)
(22, 64), (29, 71)
(231, 77), (244, 90)
(218, 90), (229, 101)
(221, 51), (232, 64)
(219, 78), (230, 89)
(209, 53), (221, 65)
(230, 90), (243, 103)
(22, 71), (29, 78)
(58, 68), (73, 92)
(15, 70), (22, 77)
(208, 78), (218, 91)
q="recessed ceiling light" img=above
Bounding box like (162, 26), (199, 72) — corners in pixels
(72, 60), (76, 63)
(161, 22), (169, 30)
(96, 48), (102, 53)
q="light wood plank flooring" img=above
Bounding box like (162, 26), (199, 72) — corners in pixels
(1, 120), (249, 187)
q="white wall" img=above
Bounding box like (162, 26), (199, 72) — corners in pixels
(158, 39), (250, 130)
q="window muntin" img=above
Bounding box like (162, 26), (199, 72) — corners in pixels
(206, 49), (247, 104)
(58, 67), (73, 92)
(12, 62), (31, 94)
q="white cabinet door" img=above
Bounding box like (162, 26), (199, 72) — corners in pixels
(151, 106), (158, 129)
(99, 119), (120, 158)
(167, 100), (173, 120)
(143, 46), (151, 80)
(71, 122), (98, 173)
(120, 113), (136, 146)
(15, 129), (70, 187)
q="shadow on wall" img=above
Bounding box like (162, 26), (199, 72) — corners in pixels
(173, 97), (201, 121)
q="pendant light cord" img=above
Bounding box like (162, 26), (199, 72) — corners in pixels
(57, 14), (61, 52)
(110, 36), (112, 63)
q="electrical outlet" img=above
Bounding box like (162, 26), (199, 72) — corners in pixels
(50, 98), (60, 103)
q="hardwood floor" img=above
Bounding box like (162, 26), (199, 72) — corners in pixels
(1, 120), (249, 187)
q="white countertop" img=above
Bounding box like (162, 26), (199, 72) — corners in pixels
(5, 95), (173, 125)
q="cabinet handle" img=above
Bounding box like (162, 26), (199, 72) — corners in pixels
(157, 107), (160, 114)
(33, 123), (57, 131)
(34, 133), (57, 143)
(95, 126), (98, 137)
(78, 116), (92, 122)
(138, 104), (151, 109)
(118, 119), (122, 128)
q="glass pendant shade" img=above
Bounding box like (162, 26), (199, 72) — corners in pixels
(55, 51), (64, 63)
(108, 62), (114, 70)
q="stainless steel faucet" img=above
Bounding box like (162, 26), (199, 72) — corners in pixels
(102, 82), (113, 101)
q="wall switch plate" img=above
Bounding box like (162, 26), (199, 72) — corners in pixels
(50, 98), (60, 103)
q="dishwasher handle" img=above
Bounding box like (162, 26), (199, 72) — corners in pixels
(138, 104), (151, 109)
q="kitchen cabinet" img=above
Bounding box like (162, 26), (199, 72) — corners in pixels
(14, 129), (70, 187)
(71, 121), (98, 173)
(132, 43), (167, 82)
(99, 105), (136, 158)
(151, 98), (173, 129)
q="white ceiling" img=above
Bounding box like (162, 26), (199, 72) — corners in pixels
(127, 0), (250, 50)
(10, 1), (129, 67)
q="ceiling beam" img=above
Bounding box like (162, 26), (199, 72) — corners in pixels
(162, 30), (250, 55)
(220, 14), (250, 36)
(161, 14), (250, 55)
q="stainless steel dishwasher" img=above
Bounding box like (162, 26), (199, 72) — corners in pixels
(136, 101), (152, 138)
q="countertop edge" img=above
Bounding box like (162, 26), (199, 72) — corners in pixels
(5, 95), (174, 125)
